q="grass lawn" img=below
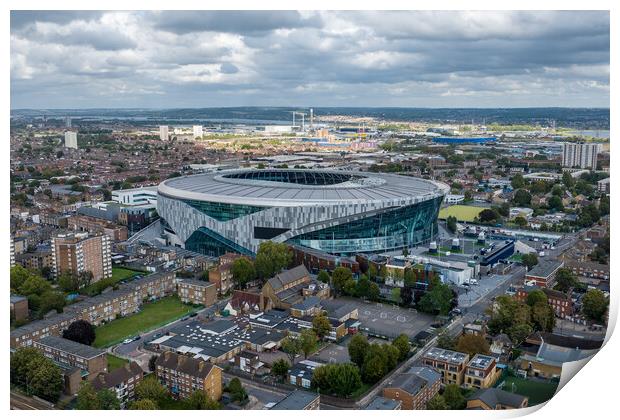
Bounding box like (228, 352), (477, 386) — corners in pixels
(94, 296), (197, 348)
(80, 267), (146, 296)
(110, 267), (145, 282)
(107, 354), (130, 371)
(497, 376), (558, 406)
(439, 205), (489, 223)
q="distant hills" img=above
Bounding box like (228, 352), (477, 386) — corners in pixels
(10, 107), (610, 129)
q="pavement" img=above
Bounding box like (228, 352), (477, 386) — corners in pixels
(336, 297), (435, 340)
(10, 391), (55, 410)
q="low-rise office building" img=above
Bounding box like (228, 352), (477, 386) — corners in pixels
(525, 260), (564, 287)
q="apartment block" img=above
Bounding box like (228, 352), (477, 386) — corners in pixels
(67, 214), (128, 241)
(10, 272), (176, 348)
(421, 347), (469, 385)
(562, 142), (600, 169)
(177, 278), (217, 307)
(33, 335), (108, 379)
(10, 295), (29, 322)
(463, 354), (500, 389)
(155, 351), (222, 400)
(15, 249), (54, 271)
(64, 131), (78, 149)
(52, 232), (112, 282)
(92, 362), (144, 408)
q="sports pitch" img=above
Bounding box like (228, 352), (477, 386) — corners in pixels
(439, 205), (489, 222)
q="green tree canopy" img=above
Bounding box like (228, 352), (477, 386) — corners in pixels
(348, 334), (369, 368)
(254, 241), (292, 280)
(271, 359), (290, 381)
(312, 314), (332, 340)
(392, 334), (411, 362)
(582, 289), (608, 322)
(455, 334), (490, 357)
(230, 257), (256, 289)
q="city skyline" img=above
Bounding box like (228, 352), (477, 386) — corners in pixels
(11, 10), (610, 109)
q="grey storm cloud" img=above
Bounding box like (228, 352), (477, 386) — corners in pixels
(151, 10), (322, 35)
(10, 10), (610, 108)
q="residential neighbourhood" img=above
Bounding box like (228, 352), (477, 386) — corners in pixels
(8, 8), (612, 413)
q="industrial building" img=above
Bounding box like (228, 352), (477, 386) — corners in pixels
(157, 169), (449, 257)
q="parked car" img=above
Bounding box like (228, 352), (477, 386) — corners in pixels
(122, 338), (133, 345)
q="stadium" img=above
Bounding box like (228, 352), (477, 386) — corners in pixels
(157, 169), (450, 257)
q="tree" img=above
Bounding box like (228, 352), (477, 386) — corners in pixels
(299, 329), (319, 359)
(507, 323), (533, 346)
(317, 270), (330, 284)
(392, 334), (411, 362)
(427, 394), (448, 410)
(478, 208), (499, 223)
(417, 278), (455, 315)
(582, 289), (608, 322)
(348, 334), (369, 368)
(456, 334), (490, 357)
(135, 375), (168, 403)
(361, 344), (388, 384)
(554, 268), (579, 293)
(129, 399), (158, 410)
(562, 171), (575, 189)
(271, 359), (290, 381)
(312, 314), (332, 340)
(76, 382), (100, 409)
(513, 189), (532, 207)
(37, 291), (66, 317)
(513, 216), (527, 228)
(531, 302), (556, 332)
(523, 290), (546, 307)
(230, 257), (256, 289)
(97, 389), (121, 410)
(281, 336), (302, 364)
(226, 377), (248, 403)
(332, 267), (353, 295)
(443, 384), (466, 409)
(390, 287), (401, 304)
(521, 253), (538, 270)
(311, 363), (362, 397)
(29, 358), (63, 402)
(186, 390), (221, 409)
(18, 273), (52, 297)
(10, 265), (32, 291)
(344, 279), (357, 296)
(382, 344), (400, 371)
(62, 320), (96, 345)
(511, 173), (526, 189)
(367, 282), (380, 301)
(437, 329), (456, 350)
(254, 241), (292, 279)
(11, 347), (63, 403)
(548, 195), (564, 211)
(446, 215), (457, 233)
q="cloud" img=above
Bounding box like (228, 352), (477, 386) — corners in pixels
(10, 10), (610, 108)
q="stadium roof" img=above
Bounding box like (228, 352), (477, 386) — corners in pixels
(158, 169), (449, 206)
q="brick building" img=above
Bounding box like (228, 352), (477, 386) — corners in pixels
(177, 278), (217, 307)
(91, 362), (144, 408)
(383, 366), (441, 410)
(155, 351), (223, 400)
(33, 335), (108, 379)
(463, 354), (500, 389)
(10, 295), (29, 322)
(52, 232), (112, 282)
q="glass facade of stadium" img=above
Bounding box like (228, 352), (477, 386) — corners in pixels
(160, 195), (443, 257)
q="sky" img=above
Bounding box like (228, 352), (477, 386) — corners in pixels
(10, 10), (610, 109)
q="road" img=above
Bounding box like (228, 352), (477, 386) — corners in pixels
(10, 391), (55, 410)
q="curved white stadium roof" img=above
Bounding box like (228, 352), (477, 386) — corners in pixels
(158, 169), (449, 206)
